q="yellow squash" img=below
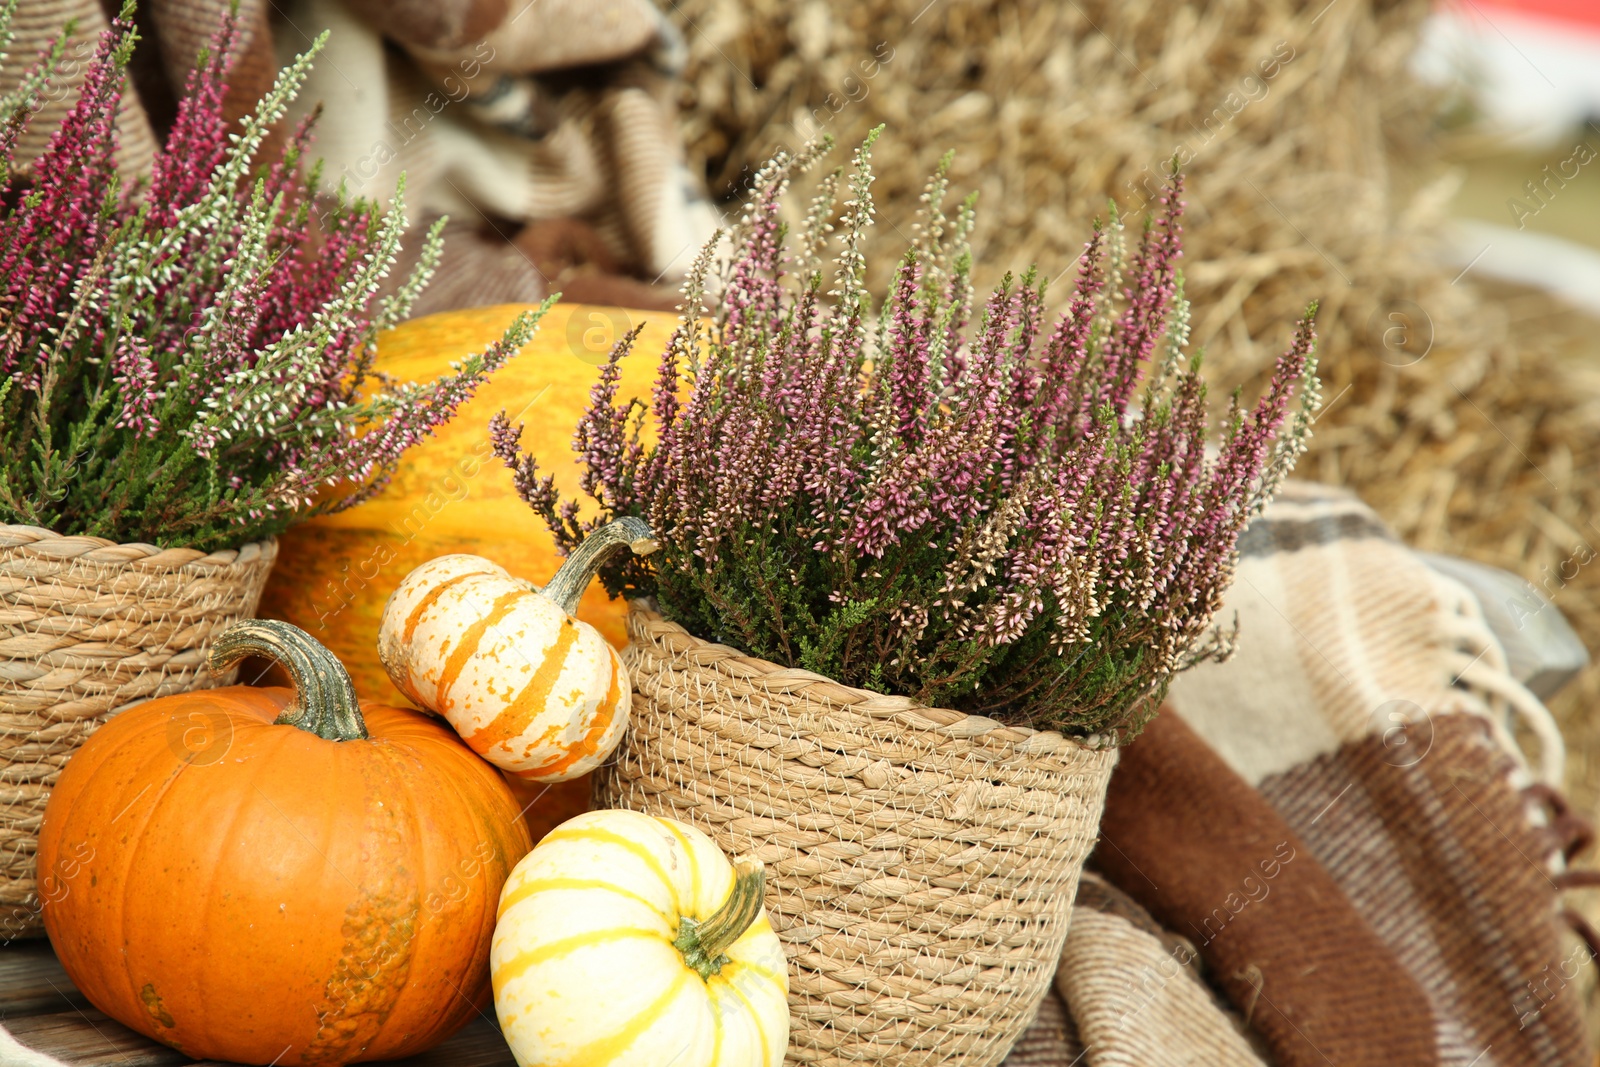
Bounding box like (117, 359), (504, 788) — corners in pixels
(493, 810), (789, 1067)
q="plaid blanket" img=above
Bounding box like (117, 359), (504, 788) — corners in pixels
(1172, 482), (1587, 1064)
(279, 0), (718, 303)
(1000, 870), (1271, 1067)
(1009, 482), (1591, 1066)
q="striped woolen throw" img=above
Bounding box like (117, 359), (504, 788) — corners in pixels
(9, 0), (282, 166)
(1000, 872), (1270, 1067)
(1095, 705), (1439, 1065)
(1157, 482), (1591, 1066)
(1056, 873), (1271, 1066)
(279, 0), (719, 296)
(142, 0), (277, 124)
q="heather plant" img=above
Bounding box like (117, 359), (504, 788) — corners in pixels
(493, 133), (1321, 739)
(0, 2), (546, 551)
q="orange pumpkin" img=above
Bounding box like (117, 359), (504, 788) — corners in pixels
(38, 620), (534, 1066)
(256, 303), (676, 840)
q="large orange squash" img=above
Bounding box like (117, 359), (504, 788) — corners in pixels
(257, 303), (677, 840)
(38, 620), (534, 1066)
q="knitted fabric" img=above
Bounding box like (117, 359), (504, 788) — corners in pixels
(1164, 482), (1590, 1065)
(277, 0), (719, 289)
(1094, 707), (1439, 1066)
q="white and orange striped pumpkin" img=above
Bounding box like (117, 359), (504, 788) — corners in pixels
(492, 809), (789, 1067)
(377, 517), (657, 782)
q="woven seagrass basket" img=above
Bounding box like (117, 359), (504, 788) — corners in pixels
(594, 605), (1118, 1067)
(0, 525), (278, 940)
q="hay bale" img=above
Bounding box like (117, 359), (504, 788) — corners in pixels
(668, 0), (1600, 1032)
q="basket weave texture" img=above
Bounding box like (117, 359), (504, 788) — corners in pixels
(594, 606), (1117, 1067)
(0, 524), (278, 940)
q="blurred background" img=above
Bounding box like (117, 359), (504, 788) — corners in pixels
(1415, 0), (1600, 305)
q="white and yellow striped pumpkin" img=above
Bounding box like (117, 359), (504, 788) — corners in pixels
(377, 518), (657, 782)
(493, 809), (789, 1067)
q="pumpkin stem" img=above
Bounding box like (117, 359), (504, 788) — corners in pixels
(672, 856), (766, 981)
(208, 620), (369, 742)
(541, 516), (659, 615)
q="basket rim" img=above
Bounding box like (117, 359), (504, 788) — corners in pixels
(626, 601), (1110, 755)
(0, 523), (278, 569)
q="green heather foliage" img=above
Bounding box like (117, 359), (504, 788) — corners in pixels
(0, 2), (539, 551)
(495, 136), (1322, 739)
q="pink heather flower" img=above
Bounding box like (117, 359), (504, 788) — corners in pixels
(111, 335), (161, 437)
(0, 8), (539, 550)
(496, 138), (1321, 739)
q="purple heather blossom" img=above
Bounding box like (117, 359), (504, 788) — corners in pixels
(497, 138), (1321, 738)
(110, 335), (160, 437)
(0, 7), (538, 549)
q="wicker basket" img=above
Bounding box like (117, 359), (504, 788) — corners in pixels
(0, 525), (278, 940)
(594, 606), (1118, 1067)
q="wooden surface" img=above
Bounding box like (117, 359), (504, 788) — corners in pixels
(0, 940), (518, 1067)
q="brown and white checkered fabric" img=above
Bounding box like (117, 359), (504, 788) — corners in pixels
(1168, 483), (1589, 1066)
